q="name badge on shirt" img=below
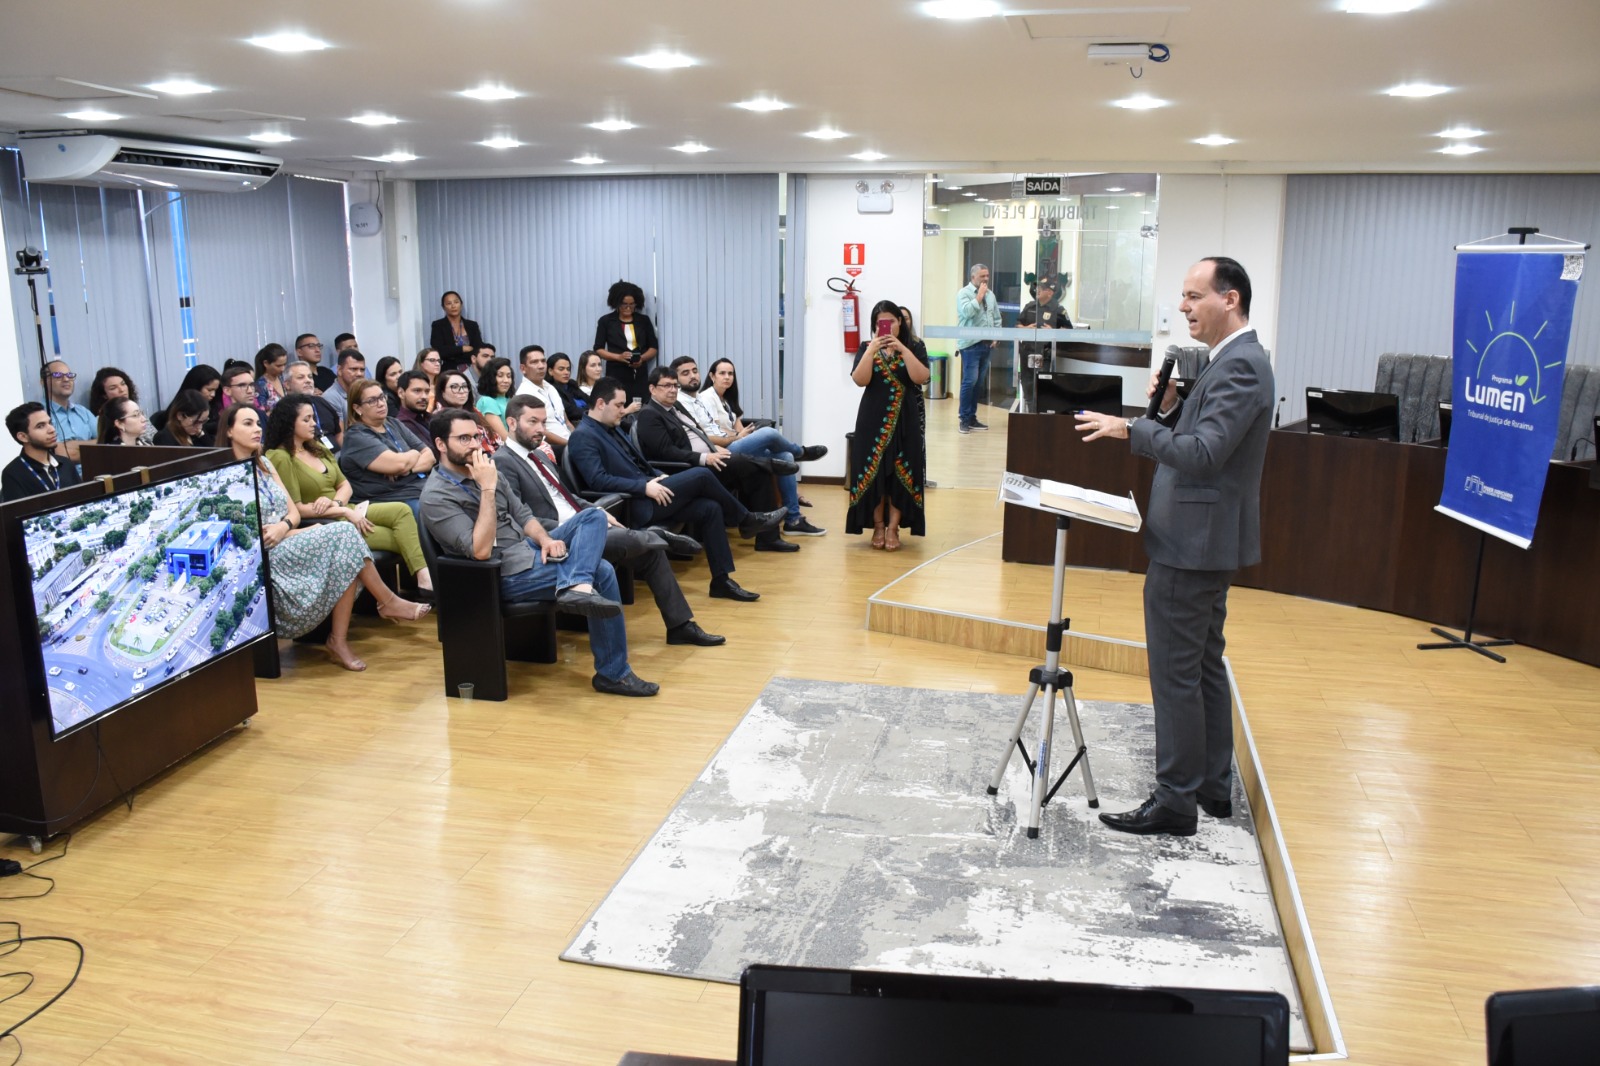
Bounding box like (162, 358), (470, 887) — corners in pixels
(317, 434), (336, 453)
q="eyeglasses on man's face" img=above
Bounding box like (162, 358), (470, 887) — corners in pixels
(229, 381), (257, 392)
(652, 382), (679, 391)
(48, 371), (77, 381)
(298, 342), (323, 350)
(447, 433), (479, 445)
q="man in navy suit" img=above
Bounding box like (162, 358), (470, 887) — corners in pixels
(1076, 257), (1275, 836)
(568, 378), (785, 602)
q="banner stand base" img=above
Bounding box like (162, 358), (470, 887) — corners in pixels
(1416, 530), (1514, 663)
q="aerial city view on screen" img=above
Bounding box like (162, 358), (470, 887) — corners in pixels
(24, 461), (272, 737)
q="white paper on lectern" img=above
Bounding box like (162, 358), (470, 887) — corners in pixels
(998, 471), (1142, 532)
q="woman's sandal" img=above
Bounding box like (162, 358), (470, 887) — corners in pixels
(883, 525), (902, 552)
(379, 595), (432, 623)
(871, 524), (887, 550)
(325, 643), (367, 672)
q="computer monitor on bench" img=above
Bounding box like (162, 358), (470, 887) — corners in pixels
(1035, 372), (1123, 416)
(1306, 388), (1400, 441)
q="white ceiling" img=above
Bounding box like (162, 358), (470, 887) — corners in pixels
(1, 0), (1596, 181)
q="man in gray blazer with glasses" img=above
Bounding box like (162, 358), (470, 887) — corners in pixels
(1076, 256), (1275, 837)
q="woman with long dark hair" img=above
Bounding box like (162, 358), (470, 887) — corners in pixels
(546, 351), (586, 425)
(374, 356), (404, 409)
(262, 396), (431, 592)
(593, 280), (658, 400)
(154, 390), (212, 446)
(434, 369), (499, 452)
(253, 343), (290, 413)
(847, 299), (929, 551)
(97, 397), (148, 446)
(429, 291), (484, 370)
(219, 405), (428, 671)
(88, 367), (156, 443)
(474, 357), (515, 440)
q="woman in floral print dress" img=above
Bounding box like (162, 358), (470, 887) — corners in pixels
(846, 299), (930, 551)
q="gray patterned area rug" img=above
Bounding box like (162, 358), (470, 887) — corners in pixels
(564, 677), (1310, 1050)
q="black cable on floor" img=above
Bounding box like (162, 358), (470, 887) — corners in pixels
(0, 921), (85, 1066)
(0, 835), (71, 902)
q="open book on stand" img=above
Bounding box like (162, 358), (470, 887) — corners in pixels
(999, 471), (1142, 531)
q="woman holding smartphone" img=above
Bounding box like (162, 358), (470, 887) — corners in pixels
(847, 300), (929, 551)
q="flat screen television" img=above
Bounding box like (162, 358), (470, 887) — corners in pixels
(1486, 986), (1600, 1065)
(13, 457), (273, 740)
(1035, 372), (1123, 416)
(737, 965), (1291, 1066)
(1305, 388), (1400, 441)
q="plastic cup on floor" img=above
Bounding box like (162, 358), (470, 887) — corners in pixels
(457, 683), (475, 701)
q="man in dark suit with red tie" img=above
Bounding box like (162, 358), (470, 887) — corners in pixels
(494, 394), (724, 646)
(567, 378), (785, 602)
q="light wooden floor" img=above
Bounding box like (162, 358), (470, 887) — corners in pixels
(6, 400), (1598, 1065)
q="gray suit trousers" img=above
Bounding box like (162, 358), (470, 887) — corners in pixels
(1144, 560), (1236, 817)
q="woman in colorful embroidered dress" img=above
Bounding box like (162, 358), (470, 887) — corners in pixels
(846, 300), (930, 551)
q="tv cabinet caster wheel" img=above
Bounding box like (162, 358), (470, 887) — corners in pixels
(27, 836), (42, 854)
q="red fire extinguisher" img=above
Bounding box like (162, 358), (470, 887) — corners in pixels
(829, 277), (861, 355)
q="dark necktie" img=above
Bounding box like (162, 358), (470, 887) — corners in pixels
(532, 452), (584, 512)
(674, 403), (714, 449)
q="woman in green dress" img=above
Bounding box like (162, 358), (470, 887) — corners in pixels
(261, 397), (431, 592)
(220, 405), (429, 671)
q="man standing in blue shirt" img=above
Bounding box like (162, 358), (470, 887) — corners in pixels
(42, 360), (96, 467)
(956, 264), (1000, 433)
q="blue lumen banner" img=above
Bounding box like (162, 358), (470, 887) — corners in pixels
(1437, 248), (1584, 548)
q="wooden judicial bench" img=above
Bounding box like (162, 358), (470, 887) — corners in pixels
(1002, 413), (1600, 668)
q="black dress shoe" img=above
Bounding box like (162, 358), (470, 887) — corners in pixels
(754, 536), (799, 552)
(798, 445), (828, 462)
(666, 620), (726, 646)
(737, 507), (787, 538)
(556, 589), (623, 617)
(1198, 795), (1233, 819)
(750, 456), (800, 476)
(591, 671), (660, 697)
(709, 577), (760, 601)
(646, 526), (703, 555)
(1098, 795), (1197, 837)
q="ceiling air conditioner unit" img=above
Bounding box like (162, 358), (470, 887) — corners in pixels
(18, 130), (281, 193)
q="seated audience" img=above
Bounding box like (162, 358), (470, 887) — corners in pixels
(254, 343), (290, 413)
(571, 350), (606, 412)
(546, 352), (586, 427)
(41, 359), (96, 466)
(3, 402), (82, 501)
(220, 363), (260, 415)
(516, 345), (573, 449)
(324, 347), (367, 413)
(340, 378), (435, 519)
(263, 397), (432, 592)
(153, 390), (212, 447)
(673, 356), (827, 537)
(219, 405), (429, 671)
(392, 370), (435, 452)
(568, 378), (784, 601)
(87, 367), (157, 443)
(636, 366), (796, 553)
(294, 333), (337, 392)
(97, 397), (149, 446)
(333, 333), (358, 355)
(373, 356), (404, 409)
(470, 341), (498, 378)
(420, 408), (657, 697)
(413, 347), (443, 387)
(283, 361), (344, 450)
(475, 356), (516, 440)
(497, 394), (722, 647)
(435, 369), (501, 452)
(176, 364), (224, 439)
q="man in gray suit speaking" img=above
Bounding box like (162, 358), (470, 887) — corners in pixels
(1076, 257), (1275, 836)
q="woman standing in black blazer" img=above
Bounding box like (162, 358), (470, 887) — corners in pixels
(592, 279), (658, 400)
(428, 290), (484, 371)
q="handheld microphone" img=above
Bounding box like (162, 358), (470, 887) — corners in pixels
(1274, 396), (1287, 428)
(1145, 355), (1177, 419)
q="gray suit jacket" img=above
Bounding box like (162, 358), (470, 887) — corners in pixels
(1129, 329), (1275, 572)
(493, 445), (575, 530)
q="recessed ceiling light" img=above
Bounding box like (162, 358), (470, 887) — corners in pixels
(460, 85), (521, 101)
(1106, 205), (1120, 210)
(626, 50), (696, 70)
(1112, 94), (1168, 110)
(246, 32), (330, 53)
(1385, 82), (1450, 98)
(921, 0), (1002, 18)
(851, 150), (886, 161)
(148, 79), (214, 95)
(1438, 143), (1484, 155)
(736, 98), (790, 112)
(975, 197), (989, 202)
(672, 141), (712, 154)
(479, 136), (522, 150)
(1193, 134), (1237, 146)
(572, 154), (605, 165)
(589, 119), (637, 132)
(63, 109), (121, 122)
(248, 131), (294, 143)
(945, 184), (964, 190)
(1340, 0), (1424, 11)
(1437, 126), (1485, 139)
(350, 113), (400, 126)
(367, 151), (417, 164)
(1105, 186), (1126, 192)
(804, 127), (849, 140)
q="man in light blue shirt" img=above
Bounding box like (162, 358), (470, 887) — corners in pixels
(956, 263), (1000, 432)
(42, 360), (96, 467)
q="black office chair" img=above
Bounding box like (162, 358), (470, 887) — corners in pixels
(416, 514), (557, 702)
